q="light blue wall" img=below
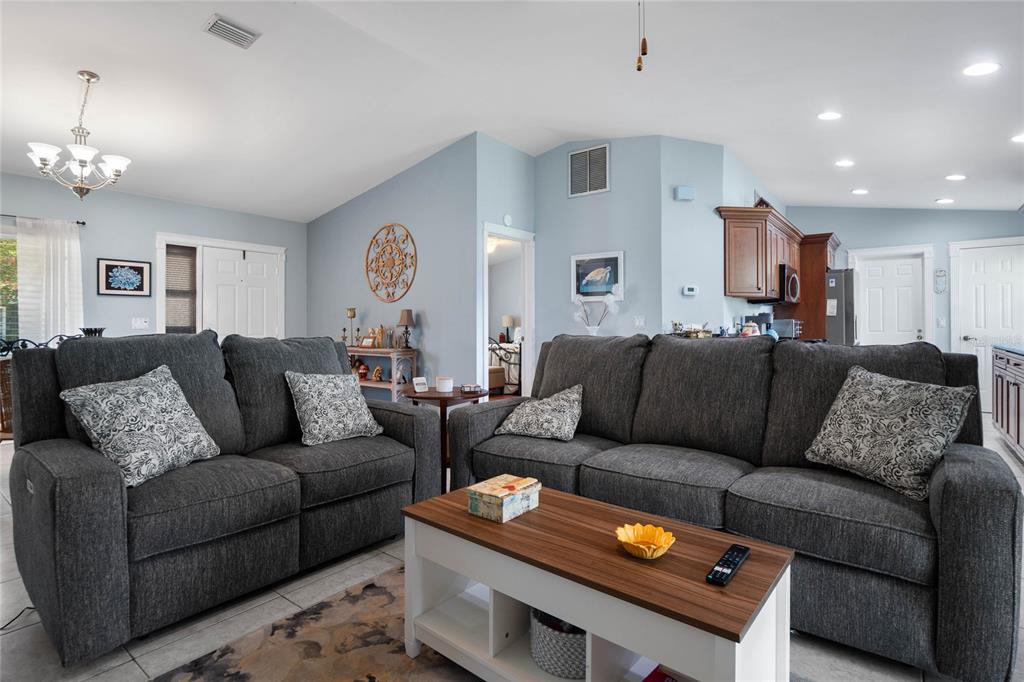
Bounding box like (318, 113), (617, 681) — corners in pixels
(488, 253), (523, 339)
(476, 133), (536, 231)
(787, 205), (1024, 350)
(306, 134), (479, 385)
(0, 172), (308, 338)
(534, 137), (663, 341)
(722, 149), (786, 213)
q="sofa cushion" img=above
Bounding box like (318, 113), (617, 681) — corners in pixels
(580, 444), (754, 528)
(537, 334), (650, 442)
(126, 455), (299, 561)
(495, 385), (583, 441)
(631, 335), (775, 465)
(248, 436), (414, 509)
(55, 330), (245, 454)
(61, 365), (220, 487)
(726, 467), (937, 585)
(221, 336), (344, 452)
(761, 341), (947, 467)
(472, 433), (620, 493)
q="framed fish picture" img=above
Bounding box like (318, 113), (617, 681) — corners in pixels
(571, 251), (624, 301)
(97, 258), (151, 296)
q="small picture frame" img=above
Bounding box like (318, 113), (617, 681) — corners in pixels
(359, 336), (377, 348)
(98, 258), (151, 296)
(412, 376), (429, 393)
(571, 251), (624, 301)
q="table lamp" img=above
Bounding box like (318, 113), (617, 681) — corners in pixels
(398, 309), (414, 348)
(501, 315), (515, 341)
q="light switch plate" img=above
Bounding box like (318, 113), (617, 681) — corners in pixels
(131, 317), (150, 330)
(634, 315), (646, 328)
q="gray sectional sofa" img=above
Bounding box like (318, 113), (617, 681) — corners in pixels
(449, 334), (1022, 682)
(8, 331), (440, 665)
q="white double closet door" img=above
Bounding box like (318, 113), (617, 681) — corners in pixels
(202, 246), (281, 338)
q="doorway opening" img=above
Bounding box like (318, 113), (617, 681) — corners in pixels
(155, 233), (286, 339)
(478, 222), (535, 397)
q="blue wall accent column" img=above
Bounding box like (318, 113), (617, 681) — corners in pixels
(0, 172), (308, 338)
(786, 206), (1024, 350)
(306, 134), (479, 384)
(534, 136), (663, 341)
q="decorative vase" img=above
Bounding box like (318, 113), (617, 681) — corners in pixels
(80, 327), (105, 337)
(585, 326), (600, 336)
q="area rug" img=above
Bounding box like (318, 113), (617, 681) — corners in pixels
(153, 566), (479, 681)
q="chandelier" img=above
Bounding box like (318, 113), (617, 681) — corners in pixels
(26, 70), (131, 200)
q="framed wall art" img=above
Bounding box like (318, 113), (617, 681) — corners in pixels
(97, 258), (151, 296)
(570, 251), (623, 301)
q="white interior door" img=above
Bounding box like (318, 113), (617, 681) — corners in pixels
(202, 246), (281, 338)
(857, 256), (925, 345)
(955, 244), (1024, 411)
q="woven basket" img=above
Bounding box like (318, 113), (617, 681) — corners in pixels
(529, 609), (586, 679)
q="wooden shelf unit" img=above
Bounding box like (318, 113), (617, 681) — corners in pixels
(347, 347), (417, 402)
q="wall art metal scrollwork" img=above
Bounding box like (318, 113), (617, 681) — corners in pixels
(365, 223), (417, 303)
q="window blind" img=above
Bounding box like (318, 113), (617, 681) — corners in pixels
(165, 245), (197, 334)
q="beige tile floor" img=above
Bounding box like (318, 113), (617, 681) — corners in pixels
(1, 427), (1022, 681)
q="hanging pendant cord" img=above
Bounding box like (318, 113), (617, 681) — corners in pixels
(77, 79), (92, 129)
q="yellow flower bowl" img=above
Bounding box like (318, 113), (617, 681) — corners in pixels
(615, 523), (676, 560)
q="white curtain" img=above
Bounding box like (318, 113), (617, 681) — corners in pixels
(15, 218), (84, 341)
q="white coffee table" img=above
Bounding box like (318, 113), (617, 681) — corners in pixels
(403, 488), (793, 682)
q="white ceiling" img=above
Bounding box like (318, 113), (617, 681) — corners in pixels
(2, 1), (1022, 223)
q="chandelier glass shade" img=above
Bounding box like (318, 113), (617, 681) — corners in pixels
(26, 70), (131, 200)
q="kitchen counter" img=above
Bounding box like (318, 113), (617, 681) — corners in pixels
(994, 344), (1024, 357)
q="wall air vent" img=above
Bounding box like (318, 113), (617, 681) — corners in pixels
(568, 144), (609, 197)
(204, 14), (261, 49)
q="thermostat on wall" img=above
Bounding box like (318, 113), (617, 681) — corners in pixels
(682, 285), (699, 296)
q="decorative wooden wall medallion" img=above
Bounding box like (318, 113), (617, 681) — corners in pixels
(365, 223), (417, 302)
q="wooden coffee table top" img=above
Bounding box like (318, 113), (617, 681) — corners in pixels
(403, 488), (794, 642)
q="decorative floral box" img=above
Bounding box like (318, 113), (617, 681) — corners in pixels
(467, 474), (541, 523)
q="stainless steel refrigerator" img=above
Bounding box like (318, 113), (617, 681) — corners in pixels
(825, 269), (856, 345)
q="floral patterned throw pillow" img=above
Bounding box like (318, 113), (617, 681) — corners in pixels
(805, 365), (976, 500)
(285, 371), (383, 445)
(495, 384), (584, 442)
(60, 365), (220, 487)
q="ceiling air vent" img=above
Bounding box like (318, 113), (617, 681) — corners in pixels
(568, 144), (609, 197)
(204, 14), (261, 49)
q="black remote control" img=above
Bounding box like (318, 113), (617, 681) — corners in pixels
(706, 544), (750, 586)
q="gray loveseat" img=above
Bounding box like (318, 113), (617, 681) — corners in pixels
(450, 334), (1022, 682)
(8, 331), (440, 665)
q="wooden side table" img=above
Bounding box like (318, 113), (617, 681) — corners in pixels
(401, 385), (489, 492)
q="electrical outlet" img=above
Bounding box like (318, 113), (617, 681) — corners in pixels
(634, 315), (646, 328)
(937, 318), (947, 328)
(131, 317), (150, 330)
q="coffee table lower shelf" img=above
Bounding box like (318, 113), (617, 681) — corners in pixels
(404, 517), (789, 682)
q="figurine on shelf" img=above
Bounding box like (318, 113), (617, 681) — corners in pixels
(372, 366), (383, 381)
(357, 363), (369, 381)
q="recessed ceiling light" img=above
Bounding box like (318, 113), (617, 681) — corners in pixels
(945, 174), (967, 181)
(818, 111), (842, 121)
(835, 159), (855, 168)
(851, 188), (869, 195)
(935, 198), (955, 204)
(1013, 133), (1024, 143)
(962, 62), (1000, 76)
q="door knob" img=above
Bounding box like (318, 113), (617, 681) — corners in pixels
(962, 335), (977, 341)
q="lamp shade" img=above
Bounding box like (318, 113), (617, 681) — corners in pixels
(398, 309), (414, 327)
(501, 314), (516, 328)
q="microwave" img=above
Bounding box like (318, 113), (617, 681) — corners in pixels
(778, 264), (800, 304)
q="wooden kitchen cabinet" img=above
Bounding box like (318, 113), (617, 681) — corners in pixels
(718, 205), (802, 301)
(993, 346), (1024, 459)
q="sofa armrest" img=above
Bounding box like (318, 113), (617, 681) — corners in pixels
(929, 443), (1022, 682)
(366, 399), (441, 502)
(9, 439), (129, 665)
(448, 397), (529, 490)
